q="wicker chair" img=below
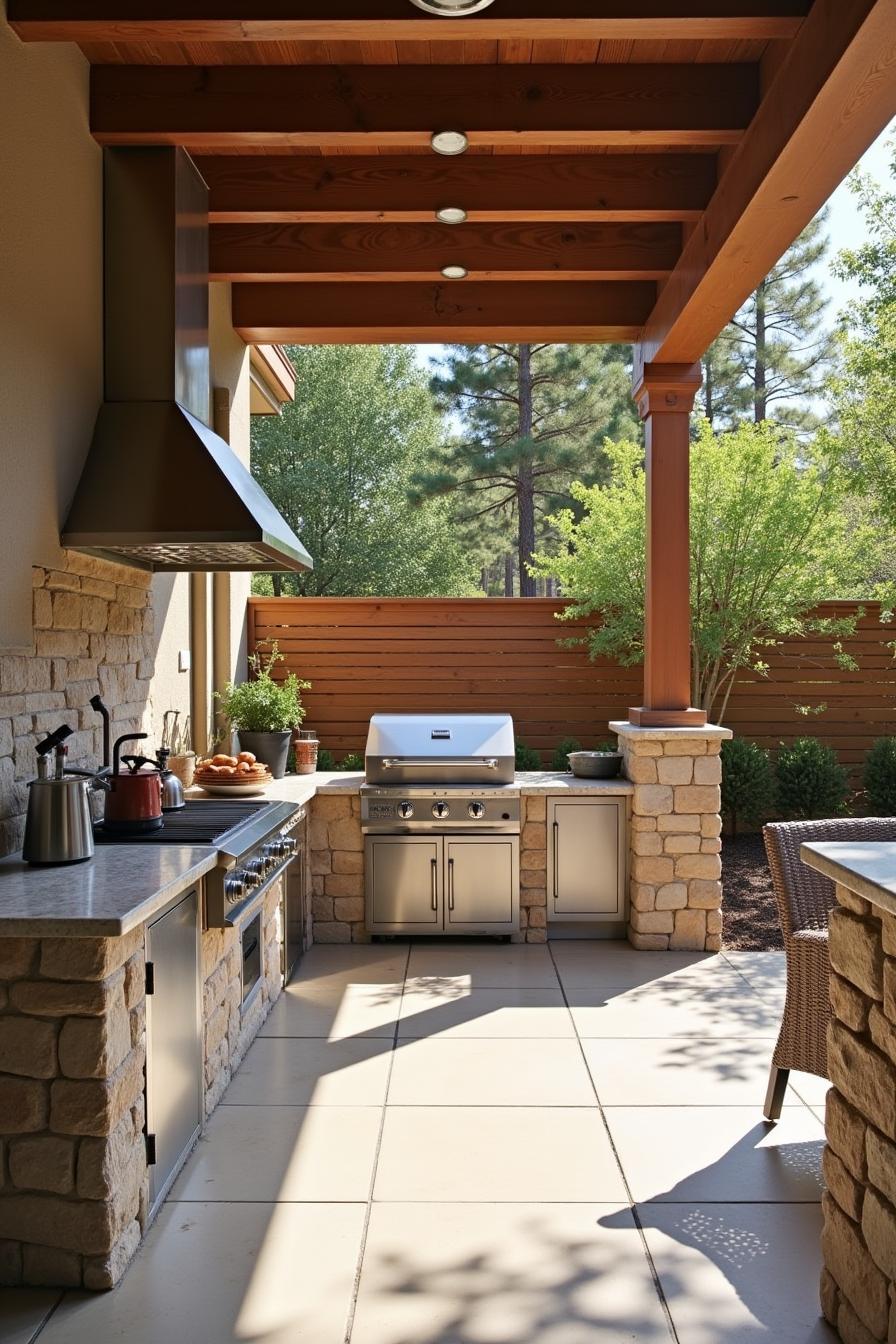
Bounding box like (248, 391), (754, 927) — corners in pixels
(762, 816), (896, 1120)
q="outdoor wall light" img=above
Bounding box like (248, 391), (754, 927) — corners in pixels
(441, 265), (468, 279)
(435, 206), (468, 224)
(431, 130), (469, 156)
(411, 0), (497, 14)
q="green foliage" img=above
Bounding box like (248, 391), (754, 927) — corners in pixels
(414, 342), (637, 594)
(699, 211), (836, 432)
(215, 644), (310, 734)
(552, 736), (582, 771)
(829, 142), (896, 599)
(532, 421), (866, 721)
(775, 737), (849, 820)
(251, 345), (476, 598)
(316, 747), (335, 772)
(863, 737), (896, 816)
(337, 751), (365, 772)
(720, 739), (775, 838)
(515, 741), (542, 771)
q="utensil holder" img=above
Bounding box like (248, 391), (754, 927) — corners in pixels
(168, 752), (196, 789)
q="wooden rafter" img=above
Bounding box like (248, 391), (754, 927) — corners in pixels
(638, 0), (896, 365)
(209, 221), (682, 282)
(198, 154), (717, 225)
(231, 279), (655, 343)
(8, 2), (809, 44)
(90, 63), (757, 150)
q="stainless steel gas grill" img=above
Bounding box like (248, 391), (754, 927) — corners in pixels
(361, 713), (520, 937)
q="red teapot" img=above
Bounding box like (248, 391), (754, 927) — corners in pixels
(103, 733), (164, 833)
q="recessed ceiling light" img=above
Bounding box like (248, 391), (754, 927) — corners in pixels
(411, 0), (496, 13)
(431, 130), (469, 157)
(435, 206), (468, 224)
(441, 265), (468, 279)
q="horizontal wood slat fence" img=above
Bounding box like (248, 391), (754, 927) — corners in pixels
(249, 598), (896, 774)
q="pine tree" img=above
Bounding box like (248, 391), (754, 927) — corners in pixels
(699, 211), (836, 430)
(413, 343), (636, 597)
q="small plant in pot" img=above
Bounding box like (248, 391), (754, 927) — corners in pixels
(215, 643), (310, 780)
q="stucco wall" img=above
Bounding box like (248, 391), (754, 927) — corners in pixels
(0, 14), (102, 652)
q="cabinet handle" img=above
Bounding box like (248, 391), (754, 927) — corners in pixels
(448, 857), (455, 910)
(552, 820), (559, 901)
(430, 857), (438, 911)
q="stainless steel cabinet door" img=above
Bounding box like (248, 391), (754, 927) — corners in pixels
(445, 836), (519, 930)
(549, 798), (625, 920)
(366, 836), (441, 931)
(146, 888), (202, 1213)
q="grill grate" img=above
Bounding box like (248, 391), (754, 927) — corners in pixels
(94, 799), (269, 846)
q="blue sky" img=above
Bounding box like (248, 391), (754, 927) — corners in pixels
(412, 120), (895, 373)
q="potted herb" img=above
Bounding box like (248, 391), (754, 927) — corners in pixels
(216, 643), (310, 779)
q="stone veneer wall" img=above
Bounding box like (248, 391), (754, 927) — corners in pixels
(202, 882), (283, 1115)
(612, 724), (730, 952)
(519, 796), (548, 943)
(309, 795), (368, 943)
(0, 930), (147, 1289)
(819, 882), (896, 1344)
(0, 557), (154, 856)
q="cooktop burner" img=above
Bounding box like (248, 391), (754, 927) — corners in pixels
(93, 799), (269, 846)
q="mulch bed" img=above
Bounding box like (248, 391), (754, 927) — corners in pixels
(721, 833), (783, 952)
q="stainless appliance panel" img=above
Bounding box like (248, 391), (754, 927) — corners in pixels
(145, 888), (202, 1214)
(282, 810), (307, 980)
(365, 713), (515, 785)
(549, 798), (626, 921)
(446, 835), (519, 931)
(366, 836), (441, 932)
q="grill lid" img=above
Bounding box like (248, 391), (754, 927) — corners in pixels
(365, 713), (515, 786)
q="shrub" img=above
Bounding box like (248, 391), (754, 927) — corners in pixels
(775, 737), (849, 820)
(338, 751), (365, 771)
(720, 739), (774, 838)
(863, 737), (896, 815)
(552, 736), (582, 771)
(316, 747), (335, 772)
(515, 741), (542, 771)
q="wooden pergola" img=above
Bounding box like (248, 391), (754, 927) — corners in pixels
(10, 0), (896, 727)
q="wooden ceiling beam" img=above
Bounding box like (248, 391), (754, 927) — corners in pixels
(637, 0), (896, 365)
(8, 3), (810, 45)
(209, 221), (682, 282)
(231, 279), (655, 343)
(90, 63), (757, 150)
(198, 154), (717, 224)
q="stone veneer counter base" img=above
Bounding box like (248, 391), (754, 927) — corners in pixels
(801, 841), (896, 1344)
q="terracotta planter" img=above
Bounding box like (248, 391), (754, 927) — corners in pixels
(292, 728), (319, 776)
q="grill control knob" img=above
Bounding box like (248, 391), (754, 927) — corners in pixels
(262, 842), (282, 871)
(398, 801), (414, 820)
(244, 858), (265, 888)
(467, 801), (486, 820)
(281, 836), (298, 857)
(224, 873), (246, 905)
(432, 801), (450, 820)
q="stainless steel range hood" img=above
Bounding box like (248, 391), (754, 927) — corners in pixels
(62, 147), (312, 574)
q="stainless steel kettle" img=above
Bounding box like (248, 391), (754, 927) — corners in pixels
(156, 748), (186, 811)
(23, 726), (97, 866)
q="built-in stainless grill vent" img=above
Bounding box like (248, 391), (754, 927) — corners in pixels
(365, 713), (515, 786)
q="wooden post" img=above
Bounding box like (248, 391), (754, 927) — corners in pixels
(628, 362), (707, 728)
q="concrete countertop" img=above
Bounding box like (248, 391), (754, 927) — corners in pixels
(0, 770), (633, 939)
(801, 841), (896, 920)
(0, 846), (219, 938)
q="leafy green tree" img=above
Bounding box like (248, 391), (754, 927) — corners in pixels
(532, 421), (866, 722)
(863, 737), (896, 815)
(699, 212), (836, 430)
(414, 343), (637, 596)
(829, 143), (896, 535)
(775, 737), (850, 819)
(251, 345), (475, 597)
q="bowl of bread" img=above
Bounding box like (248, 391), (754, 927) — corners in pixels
(194, 751), (273, 796)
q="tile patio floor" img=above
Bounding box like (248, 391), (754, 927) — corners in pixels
(5, 942), (836, 1344)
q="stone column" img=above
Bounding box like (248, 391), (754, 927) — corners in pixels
(611, 721), (731, 952)
(818, 881), (896, 1344)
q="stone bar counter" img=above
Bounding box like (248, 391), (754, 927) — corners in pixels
(801, 841), (896, 1344)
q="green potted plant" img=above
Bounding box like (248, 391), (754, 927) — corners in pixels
(216, 643), (310, 779)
